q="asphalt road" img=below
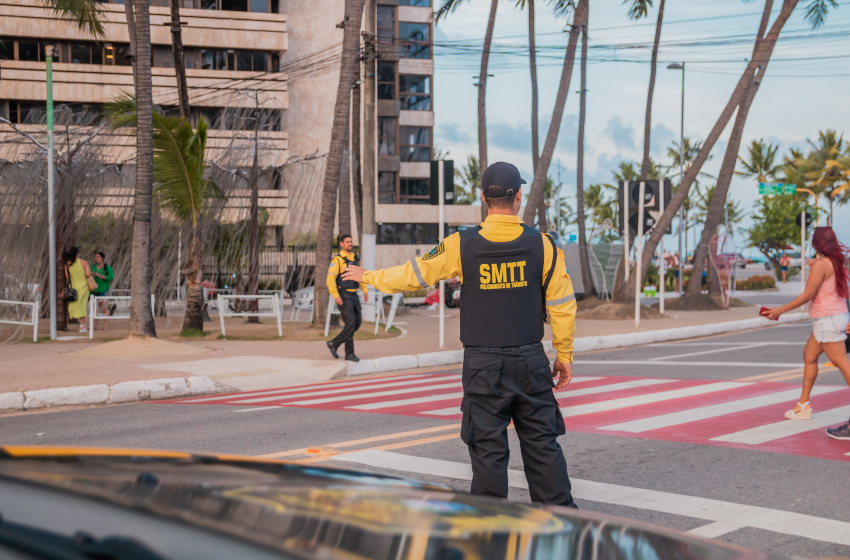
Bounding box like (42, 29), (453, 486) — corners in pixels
(3, 322), (849, 559)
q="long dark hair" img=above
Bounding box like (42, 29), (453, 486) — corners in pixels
(96, 251), (107, 270)
(64, 246), (79, 265)
(812, 227), (849, 299)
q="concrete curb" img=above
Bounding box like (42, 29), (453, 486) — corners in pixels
(346, 312), (810, 376)
(0, 375), (222, 413)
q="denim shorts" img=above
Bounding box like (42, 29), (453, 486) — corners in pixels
(812, 312), (850, 343)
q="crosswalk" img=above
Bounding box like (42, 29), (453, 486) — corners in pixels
(167, 373), (850, 462)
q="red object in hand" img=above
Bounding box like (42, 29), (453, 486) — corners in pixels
(759, 306), (778, 320)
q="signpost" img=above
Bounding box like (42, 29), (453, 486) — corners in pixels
(758, 182), (796, 195)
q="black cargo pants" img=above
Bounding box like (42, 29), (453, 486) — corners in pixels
(331, 291), (361, 356)
(460, 342), (576, 507)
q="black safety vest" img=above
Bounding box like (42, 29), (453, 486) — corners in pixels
(459, 225), (547, 347)
(335, 253), (361, 291)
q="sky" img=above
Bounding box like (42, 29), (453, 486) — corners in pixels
(431, 0), (850, 256)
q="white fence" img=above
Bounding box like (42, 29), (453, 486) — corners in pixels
(323, 292), (402, 336)
(0, 299), (39, 342)
(217, 293), (282, 338)
(88, 295), (155, 339)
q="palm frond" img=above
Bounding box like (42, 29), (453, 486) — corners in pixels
(102, 92), (139, 130)
(549, 0), (576, 17)
(152, 113), (207, 223)
(623, 0), (653, 20)
(803, 0), (837, 29)
(435, 0), (468, 23)
(42, 0), (105, 38)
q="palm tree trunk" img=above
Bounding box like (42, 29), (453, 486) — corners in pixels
(522, 0), (588, 226)
(313, 0), (365, 325)
(170, 0), (191, 119)
(528, 0), (545, 230)
(576, 22), (594, 297)
(124, 0), (136, 73)
(638, 0), (665, 180)
(247, 116), (260, 322)
(478, 0), (498, 221)
(182, 220), (204, 332)
(129, 0), (157, 337)
(614, 0), (794, 302)
(338, 123), (352, 237)
(352, 80), (363, 239)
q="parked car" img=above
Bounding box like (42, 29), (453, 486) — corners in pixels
(0, 446), (788, 560)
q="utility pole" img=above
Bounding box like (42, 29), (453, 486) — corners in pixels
(361, 0), (377, 320)
(46, 44), (57, 340)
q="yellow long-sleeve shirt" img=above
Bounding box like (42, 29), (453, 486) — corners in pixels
(327, 249), (368, 298)
(362, 214), (577, 363)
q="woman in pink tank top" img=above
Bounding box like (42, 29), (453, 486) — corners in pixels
(765, 227), (850, 440)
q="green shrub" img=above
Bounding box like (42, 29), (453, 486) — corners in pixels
(735, 274), (776, 291)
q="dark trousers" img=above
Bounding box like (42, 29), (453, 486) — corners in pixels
(460, 342), (575, 507)
(331, 291), (361, 356)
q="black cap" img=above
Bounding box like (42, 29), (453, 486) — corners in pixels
(482, 162), (527, 199)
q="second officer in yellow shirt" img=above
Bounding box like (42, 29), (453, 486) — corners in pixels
(343, 162), (578, 507)
(326, 234), (368, 362)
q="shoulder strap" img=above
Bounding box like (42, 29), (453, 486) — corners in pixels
(542, 234), (558, 296)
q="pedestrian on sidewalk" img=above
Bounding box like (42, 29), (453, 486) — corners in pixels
(766, 227), (850, 440)
(780, 253), (791, 283)
(90, 251), (114, 332)
(63, 247), (94, 333)
(326, 234), (368, 363)
(343, 162), (579, 508)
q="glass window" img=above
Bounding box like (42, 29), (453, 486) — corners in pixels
(378, 172), (397, 204)
(70, 43), (91, 64)
(252, 52), (268, 72)
(91, 44), (103, 65)
(250, 0), (268, 11)
(400, 75), (429, 94)
(221, 0), (248, 10)
(18, 41), (39, 61)
(400, 147), (431, 162)
(153, 46), (174, 68)
(114, 44), (133, 66)
(377, 6), (395, 43)
(378, 118), (396, 156)
(200, 0), (216, 8)
(399, 23), (431, 59)
(400, 126), (430, 147)
(377, 62), (395, 100)
(400, 94), (431, 111)
(399, 75), (430, 110)
(184, 49), (201, 69)
(201, 49), (226, 70)
(399, 0), (430, 5)
(0, 40), (14, 60)
(400, 179), (431, 203)
(378, 223), (439, 244)
(236, 51), (253, 71)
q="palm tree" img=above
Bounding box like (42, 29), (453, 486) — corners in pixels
(522, 0), (588, 225)
(437, 0), (499, 221)
(575, 20), (593, 296)
(454, 155), (481, 205)
(625, 0), (666, 182)
(543, 175), (574, 237)
(583, 183), (616, 241)
(801, 130), (850, 220)
(41, 0), (104, 37)
(735, 139), (780, 182)
(313, 0), (366, 326)
(617, 0), (820, 302)
(170, 0), (190, 118)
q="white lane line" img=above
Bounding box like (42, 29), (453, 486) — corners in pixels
(231, 375), (459, 405)
(574, 360), (801, 368)
(561, 382), (748, 418)
(601, 385), (846, 433)
(186, 373), (431, 403)
(648, 342), (771, 361)
(648, 342), (799, 347)
(349, 377), (609, 411)
(287, 381), (462, 406)
(711, 404), (850, 444)
(334, 450), (850, 547)
(233, 406), (282, 413)
(553, 378), (676, 399)
(686, 521), (746, 539)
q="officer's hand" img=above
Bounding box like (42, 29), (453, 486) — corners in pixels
(342, 265), (365, 283)
(334, 297), (343, 307)
(363, 292), (369, 302)
(553, 360), (572, 389)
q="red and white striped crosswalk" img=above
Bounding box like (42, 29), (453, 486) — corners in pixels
(166, 373), (850, 462)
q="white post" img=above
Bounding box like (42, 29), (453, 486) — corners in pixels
(218, 294), (226, 337)
(634, 182), (645, 329)
(46, 45), (57, 341)
(274, 293), (282, 337)
(623, 182), (630, 282)
(361, 233), (377, 322)
(438, 160), (445, 349)
(89, 296), (95, 339)
(177, 230), (182, 300)
(659, 179), (665, 315)
(324, 294), (334, 337)
(33, 300), (39, 342)
(801, 210), (806, 290)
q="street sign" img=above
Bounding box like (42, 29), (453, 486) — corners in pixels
(759, 182), (796, 195)
(795, 212), (813, 228)
(618, 180), (672, 236)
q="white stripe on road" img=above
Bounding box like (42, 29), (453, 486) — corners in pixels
(561, 382), (748, 418)
(686, 521), (746, 539)
(233, 406), (282, 413)
(648, 343), (771, 361)
(187, 373), (431, 403)
(649, 342), (800, 347)
(334, 450), (850, 546)
(348, 376), (609, 411)
(574, 360), (802, 368)
(711, 404), (850, 444)
(232, 375), (459, 404)
(553, 378), (676, 399)
(600, 385), (845, 433)
(287, 381), (462, 406)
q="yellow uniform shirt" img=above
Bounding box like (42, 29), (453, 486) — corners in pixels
(362, 214), (577, 363)
(327, 249), (368, 298)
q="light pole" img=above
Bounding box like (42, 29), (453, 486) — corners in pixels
(667, 62), (685, 294)
(46, 44), (57, 340)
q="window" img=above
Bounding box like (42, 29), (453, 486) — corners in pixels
(152, 46), (175, 68)
(399, 23), (430, 59)
(377, 62), (396, 100)
(18, 41), (41, 61)
(378, 223), (438, 245)
(378, 172), (398, 204)
(378, 118), (396, 156)
(221, 0), (248, 10)
(201, 49), (227, 70)
(399, 75), (430, 111)
(377, 6), (395, 44)
(113, 44), (133, 66)
(400, 179), (431, 203)
(400, 126), (431, 162)
(0, 40), (14, 60)
(399, 0), (430, 5)
(69, 42), (102, 64)
(4, 101), (42, 124)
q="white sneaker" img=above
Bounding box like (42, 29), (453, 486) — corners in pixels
(80, 325), (88, 333)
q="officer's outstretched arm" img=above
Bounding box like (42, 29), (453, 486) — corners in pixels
(343, 233), (462, 294)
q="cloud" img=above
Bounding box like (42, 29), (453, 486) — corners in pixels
(604, 117), (637, 151)
(489, 121), (533, 153)
(437, 121), (474, 145)
(650, 123), (676, 156)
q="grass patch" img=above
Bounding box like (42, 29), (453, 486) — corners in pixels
(180, 329), (208, 338)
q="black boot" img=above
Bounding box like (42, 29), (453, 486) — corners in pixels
(345, 354), (360, 362)
(326, 341), (339, 359)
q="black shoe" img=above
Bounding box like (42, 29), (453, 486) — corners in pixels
(326, 341), (339, 359)
(345, 354), (360, 362)
(826, 421), (850, 440)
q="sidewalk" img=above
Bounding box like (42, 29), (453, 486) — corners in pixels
(0, 299), (807, 403)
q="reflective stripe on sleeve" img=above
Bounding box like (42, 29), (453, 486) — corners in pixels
(546, 293), (576, 307)
(409, 259), (428, 288)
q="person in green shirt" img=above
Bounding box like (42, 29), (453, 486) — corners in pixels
(90, 251), (114, 331)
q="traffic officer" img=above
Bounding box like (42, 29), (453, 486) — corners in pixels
(343, 162), (577, 507)
(326, 234), (368, 362)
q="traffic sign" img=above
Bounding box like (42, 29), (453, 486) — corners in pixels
(759, 182), (796, 195)
(796, 212), (813, 228)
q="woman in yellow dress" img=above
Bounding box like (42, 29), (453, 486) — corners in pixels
(64, 247), (94, 332)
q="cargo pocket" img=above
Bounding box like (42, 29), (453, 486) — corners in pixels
(462, 355), (504, 396)
(460, 398), (474, 444)
(525, 354), (554, 394)
(554, 404), (566, 436)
